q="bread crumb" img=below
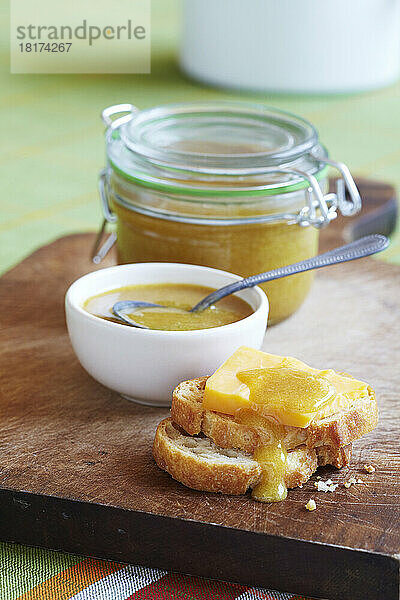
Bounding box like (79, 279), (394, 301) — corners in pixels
(344, 475), (365, 488)
(364, 464), (376, 473)
(316, 479), (339, 493)
(305, 499), (316, 511)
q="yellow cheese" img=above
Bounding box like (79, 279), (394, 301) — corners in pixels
(203, 346), (369, 428)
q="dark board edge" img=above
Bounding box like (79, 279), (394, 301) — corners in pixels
(1, 488), (398, 600)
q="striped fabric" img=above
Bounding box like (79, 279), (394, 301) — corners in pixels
(0, 543), (313, 600)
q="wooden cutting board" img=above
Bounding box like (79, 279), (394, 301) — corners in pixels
(0, 180), (399, 600)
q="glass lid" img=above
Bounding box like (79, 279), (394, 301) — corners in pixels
(101, 101), (362, 229)
(118, 102), (319, 175)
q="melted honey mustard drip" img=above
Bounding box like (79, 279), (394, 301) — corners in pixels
(235, 408), (288, 502)
(235, 366), (337, 502)
(237, 366), (336, 424)
(252, 442), (288, 502)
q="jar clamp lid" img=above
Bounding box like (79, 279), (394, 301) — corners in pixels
(93, 102), (362, 262)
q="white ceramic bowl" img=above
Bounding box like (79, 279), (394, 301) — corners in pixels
(181, 0), (400, 93)
(65, 263), (269, 406)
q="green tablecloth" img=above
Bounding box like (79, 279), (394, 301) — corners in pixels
(1, 1), (399, 598)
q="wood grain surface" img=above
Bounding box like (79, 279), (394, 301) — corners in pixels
(0, 180), (399, 600)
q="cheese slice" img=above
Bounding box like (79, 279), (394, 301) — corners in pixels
(203, 346), (369, 428)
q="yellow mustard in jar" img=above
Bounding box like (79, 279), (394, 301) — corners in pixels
(99, 102), (361, 324)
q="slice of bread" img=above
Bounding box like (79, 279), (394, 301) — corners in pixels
(153, 418), (318, 496)
(171, 377), (378, 468)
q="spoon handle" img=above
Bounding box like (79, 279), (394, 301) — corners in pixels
(191, 234), (389, 313)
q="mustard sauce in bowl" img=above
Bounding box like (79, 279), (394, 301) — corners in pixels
(84, 283), (252, 331)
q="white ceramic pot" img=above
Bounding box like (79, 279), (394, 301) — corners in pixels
(181, 0), (400, 93)
(65, 263), (268, 406)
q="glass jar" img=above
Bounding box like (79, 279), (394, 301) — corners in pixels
(98, 102), (361, 325)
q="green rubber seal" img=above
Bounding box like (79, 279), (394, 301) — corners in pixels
(108, 159), (329, 199)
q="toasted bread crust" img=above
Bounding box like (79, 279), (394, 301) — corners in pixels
(153, 418), (261, 495)
(153, 418), (318, 495)
(171, 377), (378, 467)
(317, 444), (351, 469)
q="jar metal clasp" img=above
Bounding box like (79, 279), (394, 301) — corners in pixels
(92, 105), (139, 263)
(301, 150), (362, 227)
(91, 168), (117, 264)
(101, 104), (138, 129)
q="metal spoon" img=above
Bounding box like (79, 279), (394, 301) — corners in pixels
(113, 234), (389, 329)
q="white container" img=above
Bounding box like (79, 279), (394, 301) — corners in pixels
(181, 0), (400, 93)
(65, 262), (268, 406)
